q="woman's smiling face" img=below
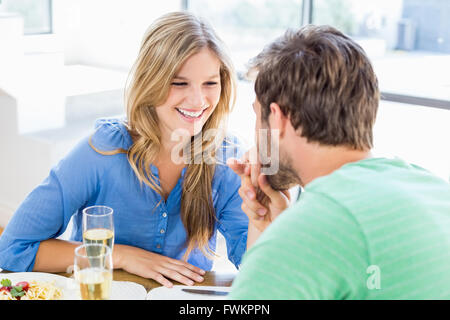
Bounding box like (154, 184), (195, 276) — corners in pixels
(155, 47), (222, 140)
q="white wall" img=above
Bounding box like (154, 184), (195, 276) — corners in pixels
(0, 13), (24, 93)
(0, 2), (184, 227)
(60, 0), (183, 71)
(0, 92), (52, 224)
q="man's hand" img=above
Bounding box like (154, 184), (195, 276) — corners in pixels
(227, 155), (290, 233)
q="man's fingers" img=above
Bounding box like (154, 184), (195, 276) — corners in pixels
(258, 174), (289, 207)
(241, 202), (264, 221)
(250, 163), (261, 187)
(227, 158), (246, 177)
(238, 188), (267, 217)
(238, 183), (257, 204)
(244, 163), (251, 176)
(240, 174), (256, 200)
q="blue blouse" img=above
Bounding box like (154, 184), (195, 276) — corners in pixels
(0, 118), (248, 272)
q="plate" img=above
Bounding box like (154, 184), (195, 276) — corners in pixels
(0, 272), (79, 300)
(0, 272), (147, 300)
(147, 285), (231, 300)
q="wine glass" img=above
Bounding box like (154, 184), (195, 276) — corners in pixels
(82, 205), (114, 252)
(74, 244), (113, 300)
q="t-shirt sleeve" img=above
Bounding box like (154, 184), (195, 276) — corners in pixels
(229, 191), (370, 300)
(0, 136), (102, 272)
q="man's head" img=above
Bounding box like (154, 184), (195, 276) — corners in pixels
(249, 25), (380, 187)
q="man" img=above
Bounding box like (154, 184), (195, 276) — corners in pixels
(227, 25), (450, 299)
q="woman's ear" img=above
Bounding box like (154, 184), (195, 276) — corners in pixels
(268, 102), (288, 138)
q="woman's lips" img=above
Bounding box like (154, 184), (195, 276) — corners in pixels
(175, 107), (209, 122)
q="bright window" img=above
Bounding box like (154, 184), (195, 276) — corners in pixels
(0, 0), (52, 35)
(188, 0), (450, 183)
(188, 0), (303, 75)
(312, 0), (450, 104)
(312, 0), (450, 181)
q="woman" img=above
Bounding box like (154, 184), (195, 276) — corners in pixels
(0, 12), (248, 287)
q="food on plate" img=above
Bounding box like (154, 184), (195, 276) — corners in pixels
(0, 278), (63, 300)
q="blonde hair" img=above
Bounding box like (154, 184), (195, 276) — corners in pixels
(90, 12), (236, 260)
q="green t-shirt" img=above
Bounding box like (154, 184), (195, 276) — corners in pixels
(229, 157), (450, 299)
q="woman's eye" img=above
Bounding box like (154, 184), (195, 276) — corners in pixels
(205, 81), (218, 86)
(171, 82), (188, 86)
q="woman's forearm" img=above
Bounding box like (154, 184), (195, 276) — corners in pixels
(33, 239), (127, 273)
(33, 239), (82, 273)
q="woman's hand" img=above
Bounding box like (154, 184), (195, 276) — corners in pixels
(113, 244), (206, 288)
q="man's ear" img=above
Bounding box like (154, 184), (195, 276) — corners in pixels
(268, 102), (288, 138)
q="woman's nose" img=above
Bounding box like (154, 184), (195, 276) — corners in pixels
(185, 86), (206, 108)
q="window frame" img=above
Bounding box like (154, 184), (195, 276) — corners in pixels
(186, 0), (450, 111)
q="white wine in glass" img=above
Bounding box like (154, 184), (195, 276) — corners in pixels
(78, 268), (112, 300)
(82, 206), (114, 254)
(83, 228), (114, 256)
(74, 244), (113, 300)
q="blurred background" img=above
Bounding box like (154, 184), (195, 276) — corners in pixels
(0, 0), (449, 271)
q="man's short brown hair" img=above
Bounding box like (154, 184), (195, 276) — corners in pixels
(248, 25), (380, 150)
